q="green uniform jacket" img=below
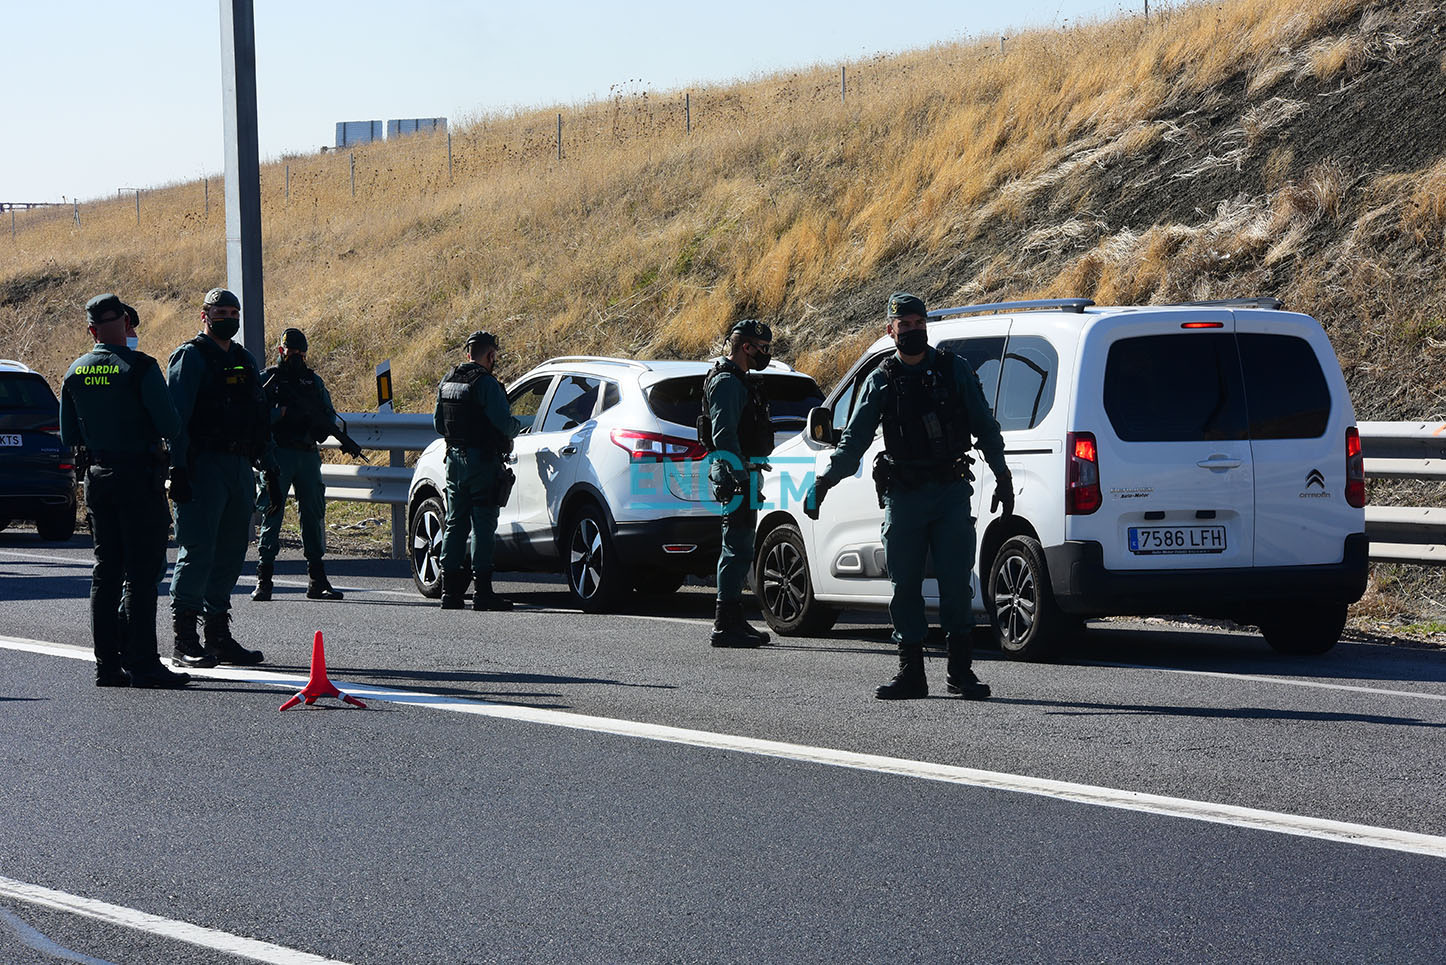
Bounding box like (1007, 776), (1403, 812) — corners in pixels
(431, 370), (526, 455)
(60, 343), (180, 452)
(166, 335), (274, 469)
(819, 346), (1008, 487)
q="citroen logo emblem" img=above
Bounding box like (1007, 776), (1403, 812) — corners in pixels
(1305, 469), (1326, 489)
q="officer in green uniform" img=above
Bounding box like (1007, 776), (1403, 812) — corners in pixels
(253, 327), (359, 602)
(166, 288), (281, 668)
(806, 293), (1013, 700)
(433, 330), (525, 611)
(704, 318), (774, 648)
(59, 294), (190, 688)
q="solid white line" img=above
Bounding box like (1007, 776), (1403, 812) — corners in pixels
(1082, 661), (1446, 702)
(0, 875), (348, 965)
(0, 905), (118, 965)
(5, 635), (1445, 860)
(0, 549), (94, 566)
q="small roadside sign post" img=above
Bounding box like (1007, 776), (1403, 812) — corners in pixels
(377, 360), (404, 559)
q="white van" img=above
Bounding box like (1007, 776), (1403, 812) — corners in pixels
(755, 298), (1368, 657)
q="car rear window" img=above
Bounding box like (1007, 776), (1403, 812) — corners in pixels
(1238, 334), (1330, 439)
(646, 373), (824, 427)
(0, 373), (58, 411)
(1104, 334), (1248, 442)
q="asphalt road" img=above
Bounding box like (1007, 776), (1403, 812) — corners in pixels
(1, 534), (1443, 963)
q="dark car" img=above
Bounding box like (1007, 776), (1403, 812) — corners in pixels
(0, 361), (77, 541)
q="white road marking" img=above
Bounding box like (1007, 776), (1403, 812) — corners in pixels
(5, 635), (1445, 860)
(1083, 661), (1446, 702)
(0, 905), (118, 965)
(0, 549), (94, 566)
(0, 876), (348, 965)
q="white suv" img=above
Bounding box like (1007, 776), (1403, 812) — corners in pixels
(408, 356), (824, 611)
(755, 298), (1368, 657)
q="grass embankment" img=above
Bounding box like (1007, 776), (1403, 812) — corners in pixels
(3, 0), (1443, 635)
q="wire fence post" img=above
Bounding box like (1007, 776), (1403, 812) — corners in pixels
(1000, 35), (1006, 54)
(73, 201), (80, 227)
(134, 188), (141, 225)
(685, 92), (691, 133)
(350, 152), (356, 196)
(204, 178), (209, 217)
(556, 113), (562, 160)
(285, 164), (290, 201)
(10, 208), (14, 240)
(841, 66), (846, 104)
(1145, 0), (1149, 20)
(447, 132), (453, 181)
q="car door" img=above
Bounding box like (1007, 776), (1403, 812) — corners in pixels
(496, 375), (554, 558)
(519, 373), (602, 556)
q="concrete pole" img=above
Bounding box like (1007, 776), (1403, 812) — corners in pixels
(219, 0), (267, 356)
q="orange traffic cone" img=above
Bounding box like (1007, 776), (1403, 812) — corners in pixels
(279, 631), (367, 711)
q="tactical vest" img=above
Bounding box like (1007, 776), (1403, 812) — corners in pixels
(63, 349), (163, 456)
(264, 363), (325, 450)
(437, 362), (510, 455)
(176, 336), (268, 457)
(880, 349), (972, 468)
(703, 359), (774, 458)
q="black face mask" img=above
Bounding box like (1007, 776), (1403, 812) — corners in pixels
(895, 328), (928, 356)
(209, 316), (240, 340)
(751, 347), (772, 371)
(282, 355), (306, 371)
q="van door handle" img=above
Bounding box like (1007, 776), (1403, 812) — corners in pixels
(560, 446), (578, 456)
(1196, 456), (1242, 470)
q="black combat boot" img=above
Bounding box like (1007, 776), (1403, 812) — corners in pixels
(945, 632), (991, 700)
(95, 662), (131, 687)
(202, 612), (265, 666)
(251, 560), (274, 602)
(875, 644), (928, 700)
(472, 571), (513, 611)
(710, 601), (763, 649)
(739, 605), (770, 646)
(440, 571), (469, 610)
(171, 608), (216, 669)
(306, 561), (344, 600)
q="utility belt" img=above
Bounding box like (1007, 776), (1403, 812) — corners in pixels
(87, 444), (169, 493)
(445, 445), (515, 506)
(872, 453), (973, 506)
(274, 439), (319, 453)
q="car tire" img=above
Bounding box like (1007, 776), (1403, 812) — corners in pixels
(988, 535), (1067, 660)
(1258, 603), (1346, 656)
(756, 523), (838, 636)
(409, 495), (446, 599)
(632, 566), (686, 597)
(565, 504), (625, 613)
(36, 507), (76, 542)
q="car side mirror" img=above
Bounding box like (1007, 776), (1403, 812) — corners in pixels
(807, 406), (836, 446)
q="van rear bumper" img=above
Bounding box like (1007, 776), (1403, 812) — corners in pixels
(1045, 533), (1369, 617)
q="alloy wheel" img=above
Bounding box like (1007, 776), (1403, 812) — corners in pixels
(570, 516), (604, 600)
(993, 553), (1038, 647)
(761, 538), (807, 625)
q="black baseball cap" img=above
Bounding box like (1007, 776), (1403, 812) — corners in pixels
(203, 287), (241, 310)
(84, 293), (127, 326)
(729, 318), (772, 341)
(887, 293), (927, 319)
(465, 330), (498, 351)
(280, 327), (308, 352)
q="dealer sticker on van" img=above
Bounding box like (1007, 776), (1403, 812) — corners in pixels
(1128, 526), (1227, 555)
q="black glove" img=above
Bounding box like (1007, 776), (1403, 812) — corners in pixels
(266, 474), (285, 510)
(340, 439), (365, 459)
(805, 477), (833, 521)
(991, 478), (1015, 516)
(168, 466), (192, 504)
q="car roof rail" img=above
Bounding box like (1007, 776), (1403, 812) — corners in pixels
(928, 298), (1094, 319)
(541, 356), (650, 370)
(1172, 297), (1284, 310)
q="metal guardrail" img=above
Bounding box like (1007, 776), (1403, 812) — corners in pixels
(319, 415), (1446, 565)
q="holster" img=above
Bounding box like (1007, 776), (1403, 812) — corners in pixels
(871, 452), (891, 509)
(708, 459), (741, 504)
(494, 465), (517, 506)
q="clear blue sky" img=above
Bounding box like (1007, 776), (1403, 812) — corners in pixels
(2, 0), (1138, 203)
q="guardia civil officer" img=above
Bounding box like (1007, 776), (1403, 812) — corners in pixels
(59, 294), (190, 688)
(704, 319), (774, 648)
(433, 330), (525, 611)
(253, 327), (361, 602)
(166, 288), (281, 668)
(806, 293), (1013, 700)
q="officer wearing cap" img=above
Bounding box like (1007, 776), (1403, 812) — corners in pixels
(165, 287), (280, 668)
(433, 330), (526, 610)
(253, 327), (356, 603)
(806, 293), (1013, 700)
(59, 294), (190, 688)
(702, 318), (775, 648)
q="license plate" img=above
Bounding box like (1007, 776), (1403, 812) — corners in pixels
(0, 434), (20, 447)
(1128, 525), (1227, 555)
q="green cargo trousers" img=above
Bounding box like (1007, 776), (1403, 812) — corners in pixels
(716, 504), (757, 603)
(256, 446), (327, 564)
(882, 478), (977, 646)
(170, 451), (255, 616)
(440, 446), (503, 578)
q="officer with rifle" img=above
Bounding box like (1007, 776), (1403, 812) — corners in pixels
(702, 318), (775, 649)
(805, 293), (1012, 700)
(433, 330), (525, 611)
(166, 287), (280, 668)
(60, 294), (190, 688)
(252, 327), (363, 602)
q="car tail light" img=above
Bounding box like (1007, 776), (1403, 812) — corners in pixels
(1066, 431), (1101, 515)
(609, 428), (707, 462)
(1180, 321), (1224, 329)
(1345, 426), (1366, 508)
(38, 424), (59, 432)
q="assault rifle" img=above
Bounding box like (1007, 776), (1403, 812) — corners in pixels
(263, 370), (365, 458)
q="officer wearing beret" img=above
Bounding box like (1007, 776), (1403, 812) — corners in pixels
(433, 330), (526, 610)
(166, 287), (280, 668)
(59, 294), (190, 688)
(807, 293), (1013, 700)
(253, 327), (356, 603)
(703, 318), (775, 648)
